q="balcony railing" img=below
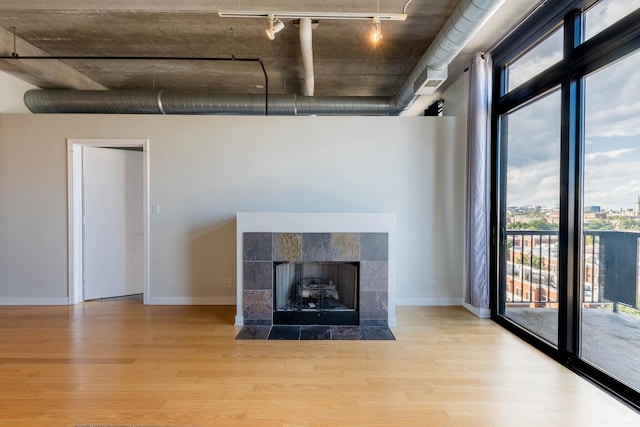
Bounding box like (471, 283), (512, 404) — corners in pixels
(504, 230), (640, 310)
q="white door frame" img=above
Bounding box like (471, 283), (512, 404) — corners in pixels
(67, 138), (150, 304)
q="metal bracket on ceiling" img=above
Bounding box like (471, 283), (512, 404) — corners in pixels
(11, 27), (19, 58)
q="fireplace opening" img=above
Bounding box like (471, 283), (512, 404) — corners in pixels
(273, 261), (359, 325)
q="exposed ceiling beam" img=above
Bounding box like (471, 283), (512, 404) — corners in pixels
(0, 0), (223, 11)
(0, 26), (107, 90)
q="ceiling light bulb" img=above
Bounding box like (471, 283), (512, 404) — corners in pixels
(370, 18), (382, 44)
(266, 17), (285, 40)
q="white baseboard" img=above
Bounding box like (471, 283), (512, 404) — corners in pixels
(462, 302), (491, 319)
(395, 297), (463, 306)
(0, 297), (70, 305)
(146, 297), (236, 305)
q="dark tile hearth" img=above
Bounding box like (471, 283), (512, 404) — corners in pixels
(268, 325), (302, 340)
(235, 325), (271, 339)
(331, 325), (364, 340)
(361, 326), (396, 341)
(236, 325), (395, 341)
(300, 326), (331, 340)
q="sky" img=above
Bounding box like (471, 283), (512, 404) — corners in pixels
(505, 0), (640, 210)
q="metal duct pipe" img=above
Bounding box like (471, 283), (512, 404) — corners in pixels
(23, 89), (163, 114)
(391, 0), (505, 115)
(294, 96), (389, 115)
(299, 17), (315, 96)
(24, 90), (390, 115)
(22, 0), (503, 116)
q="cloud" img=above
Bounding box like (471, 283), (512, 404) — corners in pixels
(585, 1), (640, 39)
(506, 90), (561, 170)
(583, 158), (640, 208)
(583, 149), (640, 205)
(586, 57), (640, 138)
(508, 30), (563, 90)
(507, 158), (560, 207)
(585, 147), (635, 163)
(501, 5), (640, 209)
(587, 102), (640, 138)
(509, 149), (640, 209)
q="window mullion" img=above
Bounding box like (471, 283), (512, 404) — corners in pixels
(558, 9), (583, 363)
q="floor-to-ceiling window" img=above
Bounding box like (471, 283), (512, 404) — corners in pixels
(581, 45), (640, 393)
(492, 0), (640, 409)
(502, 89), (561, 346)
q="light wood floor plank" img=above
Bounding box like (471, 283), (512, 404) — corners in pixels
(0, 303), (637, 426)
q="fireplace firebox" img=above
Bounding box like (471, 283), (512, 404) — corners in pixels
(273, 261), (359, 325)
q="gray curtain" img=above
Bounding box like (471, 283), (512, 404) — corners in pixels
(464, 52), (492, 309)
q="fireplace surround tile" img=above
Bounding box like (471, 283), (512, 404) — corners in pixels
(243, 261), (272, 290)
(359, 290), (388, 321)
(243, 290), (272, 323)
(360, 233), (389, 261)
(243, 233), (272, 261)
(302, 233), (331, 261)
(273, 233), (302, 262)
(242, 231), (389, 327)
(360, 261), (388, 291)
(329, 233), (360, 261)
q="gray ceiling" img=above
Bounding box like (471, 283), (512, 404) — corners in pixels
(0, 0), (540, 114)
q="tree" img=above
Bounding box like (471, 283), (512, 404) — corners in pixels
(585, 219), (614, 230)
(618, 218), (640, 230)
(509, 219), (557, 230)
(516, 253), (541, 270)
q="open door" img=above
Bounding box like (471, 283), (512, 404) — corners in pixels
(82, 146), (143, 300)
(68, 139), (149, 304)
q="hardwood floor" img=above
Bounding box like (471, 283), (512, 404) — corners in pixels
(0, 303), (637, 426)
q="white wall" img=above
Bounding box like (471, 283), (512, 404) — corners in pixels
(0, 71), (36, 113)
(442, 70), (470, 119)
(0, 114), (466, 305)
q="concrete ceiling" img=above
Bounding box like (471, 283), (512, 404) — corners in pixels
(0, 0), (541, 115)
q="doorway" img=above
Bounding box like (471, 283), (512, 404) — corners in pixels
(67, 138), (150, 304)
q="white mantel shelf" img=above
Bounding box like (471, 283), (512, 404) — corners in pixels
(235, 212), (397, 326)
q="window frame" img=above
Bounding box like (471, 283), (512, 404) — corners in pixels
(490, 0), (640, 410)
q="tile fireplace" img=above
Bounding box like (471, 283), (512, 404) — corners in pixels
(242, 232), (388, 326)
(235, 212), (397, 328)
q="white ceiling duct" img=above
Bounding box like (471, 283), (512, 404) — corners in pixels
(299, 17), (315, 97)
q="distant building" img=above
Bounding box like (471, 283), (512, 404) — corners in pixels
(635, 195), (640, 217)
(546, 210), (560, 224)
(584, 212), (607, 221)
(585, 205), (601, 213)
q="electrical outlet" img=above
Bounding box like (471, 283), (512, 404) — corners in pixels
(434, 279), (444, 287)
(223, 277), (232, 284)
(213, 277), (222, 284)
